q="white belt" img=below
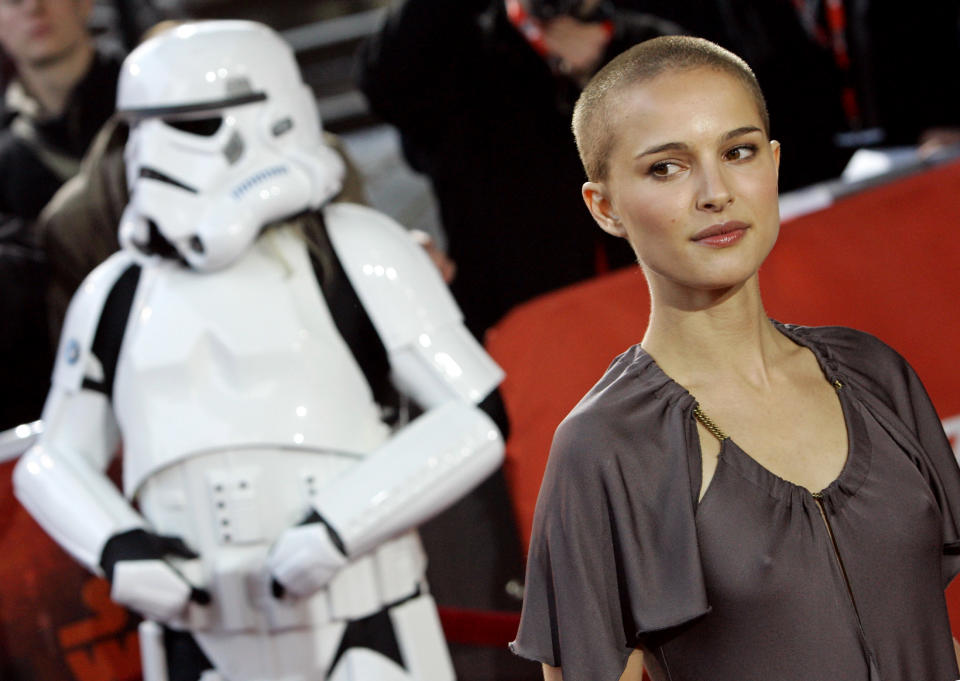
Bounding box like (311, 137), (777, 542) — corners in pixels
(137, 448), (428, 633)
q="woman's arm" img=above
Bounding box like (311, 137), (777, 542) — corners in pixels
(542, 663), (562, 681)
(542, 649), (646, 681)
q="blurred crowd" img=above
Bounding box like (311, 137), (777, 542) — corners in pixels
(2, 0), (959, 431)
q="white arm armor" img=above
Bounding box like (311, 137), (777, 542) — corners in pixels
(319, 203), (505, 556)
(13, 252), (147, 573)
(318, 400), (502, 558)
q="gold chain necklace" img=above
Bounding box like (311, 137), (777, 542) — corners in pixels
(693, 404), (729, 441)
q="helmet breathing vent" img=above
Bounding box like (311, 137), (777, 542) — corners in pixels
(231, 165), (289, 199)
(131, 219), (182, 262)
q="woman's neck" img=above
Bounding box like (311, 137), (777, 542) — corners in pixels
(641, 275), (791, 390)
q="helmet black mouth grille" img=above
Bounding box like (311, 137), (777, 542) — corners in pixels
(134, 219), (186, 264)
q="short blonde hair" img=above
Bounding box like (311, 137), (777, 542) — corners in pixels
(572, 36), (770, 182)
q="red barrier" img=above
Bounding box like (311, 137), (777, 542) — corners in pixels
(437, 607), (522, 648)
(0, 459), (141, 680)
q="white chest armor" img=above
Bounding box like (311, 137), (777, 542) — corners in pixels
(117, 228), (424, 637)
(115, 228), (390, 496)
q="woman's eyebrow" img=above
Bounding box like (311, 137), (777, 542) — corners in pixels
(636, 141), (689, 158)
(636, 126), (764, 159)
(722, 126), (763, 141)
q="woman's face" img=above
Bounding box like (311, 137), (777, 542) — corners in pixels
(583, 66), (781, 299)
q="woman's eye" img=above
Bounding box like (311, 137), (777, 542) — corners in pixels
(724, 144), (757, 161)
(649, 161), (682, 178)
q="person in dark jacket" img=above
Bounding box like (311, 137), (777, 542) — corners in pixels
(0, 0), (121, 430)
(620, 0), (960, 181)
(359, 0), (680, 339)
(0, 0), (121, 231)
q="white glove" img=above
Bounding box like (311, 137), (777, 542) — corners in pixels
(100, 528), (209, 623)
(111, 560), (195, 622)
(267, 513), (348, 598)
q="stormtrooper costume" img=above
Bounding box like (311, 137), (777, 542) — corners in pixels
(14, 21), (504, 681)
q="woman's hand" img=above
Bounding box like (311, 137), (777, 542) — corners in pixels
(542, 663), (563, 681)
(410, 229), (456, 284)
(542, 649), (646, 681)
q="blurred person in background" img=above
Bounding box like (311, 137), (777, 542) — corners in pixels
(786, 0), (960, 159)
(0, 0), (121, 231)
(621, 0), (960, 185)
(0, 0), (122, 430)
(359, 0), (681, 341)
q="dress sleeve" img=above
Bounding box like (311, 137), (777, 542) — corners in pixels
(510, 398), (710, 681)
(818, 326), (960, 585)
(895, 358), (960, 583)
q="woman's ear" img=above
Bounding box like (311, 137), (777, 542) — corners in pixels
(582, 181), (626, 237)
(770, 139), (781, 177)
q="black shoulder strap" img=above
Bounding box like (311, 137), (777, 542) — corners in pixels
(84, 263), (141, 399)
(302, 212), (401, 425)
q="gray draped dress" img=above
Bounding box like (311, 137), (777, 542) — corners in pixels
(511, 323), (960, 681)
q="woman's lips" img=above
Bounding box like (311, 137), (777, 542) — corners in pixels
(691, 221), (749, 247)
(29, 23), (53, 40)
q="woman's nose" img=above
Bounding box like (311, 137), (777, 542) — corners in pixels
(695, 165), (734, 212)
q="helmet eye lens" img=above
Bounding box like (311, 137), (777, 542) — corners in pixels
(164, 116), (223, 137)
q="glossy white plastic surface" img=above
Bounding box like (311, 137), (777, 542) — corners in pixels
(14, 436), (142, 570)
(327, 201), (502, 403)
(0, 420), (42, 463)
(314, 400), (503, 559)
(138, 620), (171, 681)
(14, 253), (144, 570)
(267, 520), (348, 598)
(117, 21), (343, 270)
(112, 560), (193, 622)
(327, 203), (460, 346)
(51, 251), (139, 393)
(389, 594), (456, 681)
(114, 227), (390, 495)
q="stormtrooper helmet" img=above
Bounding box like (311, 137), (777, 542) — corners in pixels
(116, 20), (345, 270)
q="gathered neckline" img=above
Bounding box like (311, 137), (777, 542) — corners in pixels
(633, 321), (870, 509)
(714, 385), (870, 509)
